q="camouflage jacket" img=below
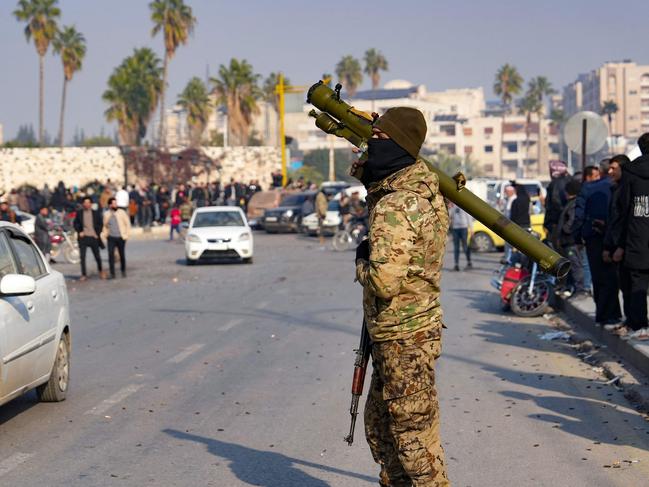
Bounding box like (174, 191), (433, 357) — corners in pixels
(356, 159), (449, 343)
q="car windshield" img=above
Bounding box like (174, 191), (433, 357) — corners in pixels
(193, 211), (244, 227)
(328, 200), (340, 211)
(280, 194), (308, 206)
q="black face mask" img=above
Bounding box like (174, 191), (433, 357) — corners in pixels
(360, 138), (416, 187)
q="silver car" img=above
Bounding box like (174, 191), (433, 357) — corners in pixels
(0, 222), (71, 406)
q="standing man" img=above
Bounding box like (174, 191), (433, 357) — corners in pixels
(0, 199), (17, 223)
(449, 201), (473, 271)
(573, 163), (622, 325)
(544, 160), (570, 236)
(115, 185), (130, 211)
(610, 134), (649, 340)
(315, 188), (328, 246)
(74, 196), (105, 281)
(354, 107), (450, 486)
(102, 197), (131, 279)
(34, 206), (53, 263)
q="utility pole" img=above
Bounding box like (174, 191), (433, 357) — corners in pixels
(278, 73), (287, 186)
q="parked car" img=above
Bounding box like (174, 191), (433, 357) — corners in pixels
(185, 206), (253, 264)
(16, 210), (35, 236)
(301, 200), (341, 236)
(246, 190), (285, 229)
(263, 191), (316, 233)
(0, 222), (71, 407)
(470, 199), (546, 252)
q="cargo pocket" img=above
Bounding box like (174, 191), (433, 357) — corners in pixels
(375, 340), (437, 401)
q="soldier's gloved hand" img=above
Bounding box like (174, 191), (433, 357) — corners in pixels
(355, 239), (369, 263)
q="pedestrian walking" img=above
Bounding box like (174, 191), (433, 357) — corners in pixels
(354, 107), (450, 486)
(102, 197), (130, 279)
(74, 196), (106, 281)
(449, 201), (473, 271)
(610, 134), (649, 340)
(170, 204), (182, 240)
(573, 163), (622, 325)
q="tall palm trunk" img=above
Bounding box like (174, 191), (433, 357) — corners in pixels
(159, 52), (169, 147)
(59, 77), (68, 149)
(39, 54), (45, 146)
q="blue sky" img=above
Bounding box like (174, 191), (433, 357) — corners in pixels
(1, 0), (648, 141)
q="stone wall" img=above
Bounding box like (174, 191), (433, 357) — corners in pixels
(0, 146), (281, 191)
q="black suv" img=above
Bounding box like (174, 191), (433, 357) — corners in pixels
(263, 191), (316, 233)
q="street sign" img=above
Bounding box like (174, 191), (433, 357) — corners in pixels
(563, 111), (608, 154)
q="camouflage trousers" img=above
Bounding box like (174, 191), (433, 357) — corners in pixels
(364, 338), (449, 487)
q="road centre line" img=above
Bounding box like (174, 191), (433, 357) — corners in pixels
(0, 453), (33, 477)
(218, 318), (243, 332)
(167, 343), (205, 364)
(84, 384), (143, 416)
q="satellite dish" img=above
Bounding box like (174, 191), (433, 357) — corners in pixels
(563, 111), (608, 154)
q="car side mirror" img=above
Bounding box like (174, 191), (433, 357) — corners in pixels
(0, 274), (36, 297)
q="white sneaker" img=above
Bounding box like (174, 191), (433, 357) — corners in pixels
(626, 327), (649, 341)
(604, 323), (623, 332)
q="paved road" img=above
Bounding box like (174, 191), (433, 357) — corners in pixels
(0, 233), (648, 486)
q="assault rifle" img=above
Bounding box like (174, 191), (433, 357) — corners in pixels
(344, 320), (372, 446)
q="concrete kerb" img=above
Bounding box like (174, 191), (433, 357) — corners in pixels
(555, 296), (649, 413)
(129, 224), (170, 241)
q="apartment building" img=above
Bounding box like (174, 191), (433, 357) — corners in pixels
(563, 60), (649, 140)
(427, 112), (559, 180)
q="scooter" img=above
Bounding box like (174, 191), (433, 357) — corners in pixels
(491, 238), (555, 317)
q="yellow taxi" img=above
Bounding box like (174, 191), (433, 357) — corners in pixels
(469, 199), (546, 252)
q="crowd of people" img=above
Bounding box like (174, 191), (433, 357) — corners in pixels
(543, 133), (649, 341)
(0, 176), (266, 278)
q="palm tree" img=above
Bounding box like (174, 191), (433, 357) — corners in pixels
(103, 48), (163, 146)
(13, 0), (61, 146)
(550, 108), (565, 128)
(52, 26), (86, 149)
(364, 48), (388, 91)
(335, 55), (363, 97)
(177, 77), (212, 147)
(262, 72), (291, 145)
(528, 76), (555, 173)
(493, 64), (523, 178)
(601, 100), (619, 133)
(150, 0), (197, 147)
(210, 58), (261, 146)
(518, 92), (541, 176)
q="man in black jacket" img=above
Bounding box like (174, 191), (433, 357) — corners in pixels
(74, 196), (105, 281)
(610, 134), (649, 340)
(544, 160), (570, 235)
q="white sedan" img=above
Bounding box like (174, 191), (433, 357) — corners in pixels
(0, 222), (71, 407)
(16, 210), (36, 236)
(185, 206), (254, 265)
(302, 200), (341, 236)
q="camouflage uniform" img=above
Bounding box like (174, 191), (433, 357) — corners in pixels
(356, 159), (450, 486)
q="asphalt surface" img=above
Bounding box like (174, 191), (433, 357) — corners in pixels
(1, 233), (648, 486)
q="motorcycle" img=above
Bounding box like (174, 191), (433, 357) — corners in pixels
(332, 219), (367, 252)
(50, 225), (80, 265)
(491, 235), (556, 317)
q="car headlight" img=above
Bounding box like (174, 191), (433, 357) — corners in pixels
(239, 232), (251, 242)
(284, 209), (293, 218)
(187, 234), (201, 243)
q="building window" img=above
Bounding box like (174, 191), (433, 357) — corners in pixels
(450, 105), (457, 112)
(506, 142), (518, 153)
(464, 146), (473, 154)
(484, 127), (494, 135)
(642, 74), (649, 85)
(484, 145), (494, 153)
(440, 144), (456, 155)
(463, 127), (473, 136)
(439, 124), (456, 136)
(483, 164), (494, 173)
